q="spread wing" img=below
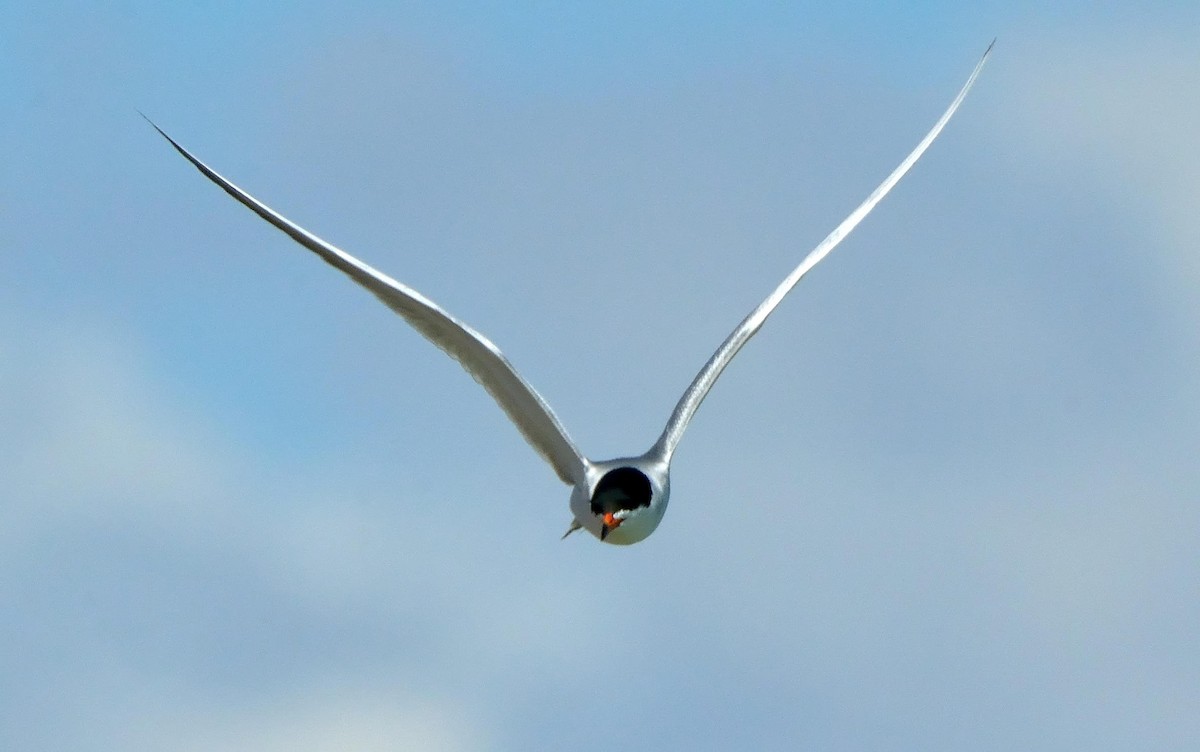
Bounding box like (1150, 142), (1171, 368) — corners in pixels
(652, 40), (994, 461)
(147, 118), (587, 485)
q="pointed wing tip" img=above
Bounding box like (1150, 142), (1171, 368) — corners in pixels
(138, 110), (169, 140)
(139, 112), (202, 169)
(976, 39), (996, 71)
(971, 39), (996, 79)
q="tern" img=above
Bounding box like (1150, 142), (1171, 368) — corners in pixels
(148, 42), (991, 545)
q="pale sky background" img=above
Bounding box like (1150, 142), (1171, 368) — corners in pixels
(4, 3), (1199, 751)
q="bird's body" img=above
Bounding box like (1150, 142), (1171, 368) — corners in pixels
(148, 42), (992, 545)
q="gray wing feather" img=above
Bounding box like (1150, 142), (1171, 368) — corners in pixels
(148, 118), (586, 485)
(653, 41), (994, 461)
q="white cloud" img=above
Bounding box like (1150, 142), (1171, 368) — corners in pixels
(0, 308), (621, 750)
(0, 315), (228, 540)
(1001, 33), (1200, 327)
(156, 689), (482, 752)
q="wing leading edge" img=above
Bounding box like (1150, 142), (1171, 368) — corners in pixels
(147, 117), (587, 486)
(652, 41), (994, 461)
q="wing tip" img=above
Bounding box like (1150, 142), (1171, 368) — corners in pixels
(139, 111), (210, 174)
(138, 110), (171, 142)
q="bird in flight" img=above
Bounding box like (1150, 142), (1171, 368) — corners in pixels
(148, 41), (992, 545)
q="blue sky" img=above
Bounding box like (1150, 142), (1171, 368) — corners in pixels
(4, 3), (1200, 750)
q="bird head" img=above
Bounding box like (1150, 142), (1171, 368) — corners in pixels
(567, 456), (671, 545)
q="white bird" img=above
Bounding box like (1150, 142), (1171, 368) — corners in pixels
(148, 42), (992, 545)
